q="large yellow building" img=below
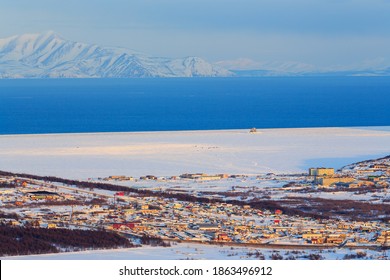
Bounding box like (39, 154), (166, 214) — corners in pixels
(309, 168), (334, 177)
(309, 167), (355, 186)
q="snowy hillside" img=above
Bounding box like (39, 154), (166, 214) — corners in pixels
(0, 31), (231, 78)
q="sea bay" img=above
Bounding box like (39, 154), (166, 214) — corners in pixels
(0, 77), (390, 135)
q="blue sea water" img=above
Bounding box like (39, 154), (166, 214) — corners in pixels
(0, 77), (389, 135)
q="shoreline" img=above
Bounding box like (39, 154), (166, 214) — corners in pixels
(1, 125), (389, 137)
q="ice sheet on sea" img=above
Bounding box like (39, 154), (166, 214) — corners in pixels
(0, 127), (389, 181)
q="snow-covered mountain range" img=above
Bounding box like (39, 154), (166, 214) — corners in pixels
(1, 31), (389, 78)
(0, 31), (231, 78)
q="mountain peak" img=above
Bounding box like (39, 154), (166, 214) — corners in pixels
(38, 30), (64, 41)
(0, 31), (63, 44)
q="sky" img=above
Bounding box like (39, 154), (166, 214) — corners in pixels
(1, 0), (390, 70)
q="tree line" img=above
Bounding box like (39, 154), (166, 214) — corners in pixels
(0, 223), (134, 257)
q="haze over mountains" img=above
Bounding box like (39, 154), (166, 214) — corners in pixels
(0, 31), (389, 78)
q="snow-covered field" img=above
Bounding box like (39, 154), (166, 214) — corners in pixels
(2, 243), (386, 260)
(0, 127), (389, 180)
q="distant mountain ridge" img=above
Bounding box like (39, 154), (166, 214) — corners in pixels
(0, 31), (231, 78)
(216, 58), (390, 77)
(231, 68), (390, 77)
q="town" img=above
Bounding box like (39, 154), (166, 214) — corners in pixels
(0, 155), (389, 258)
